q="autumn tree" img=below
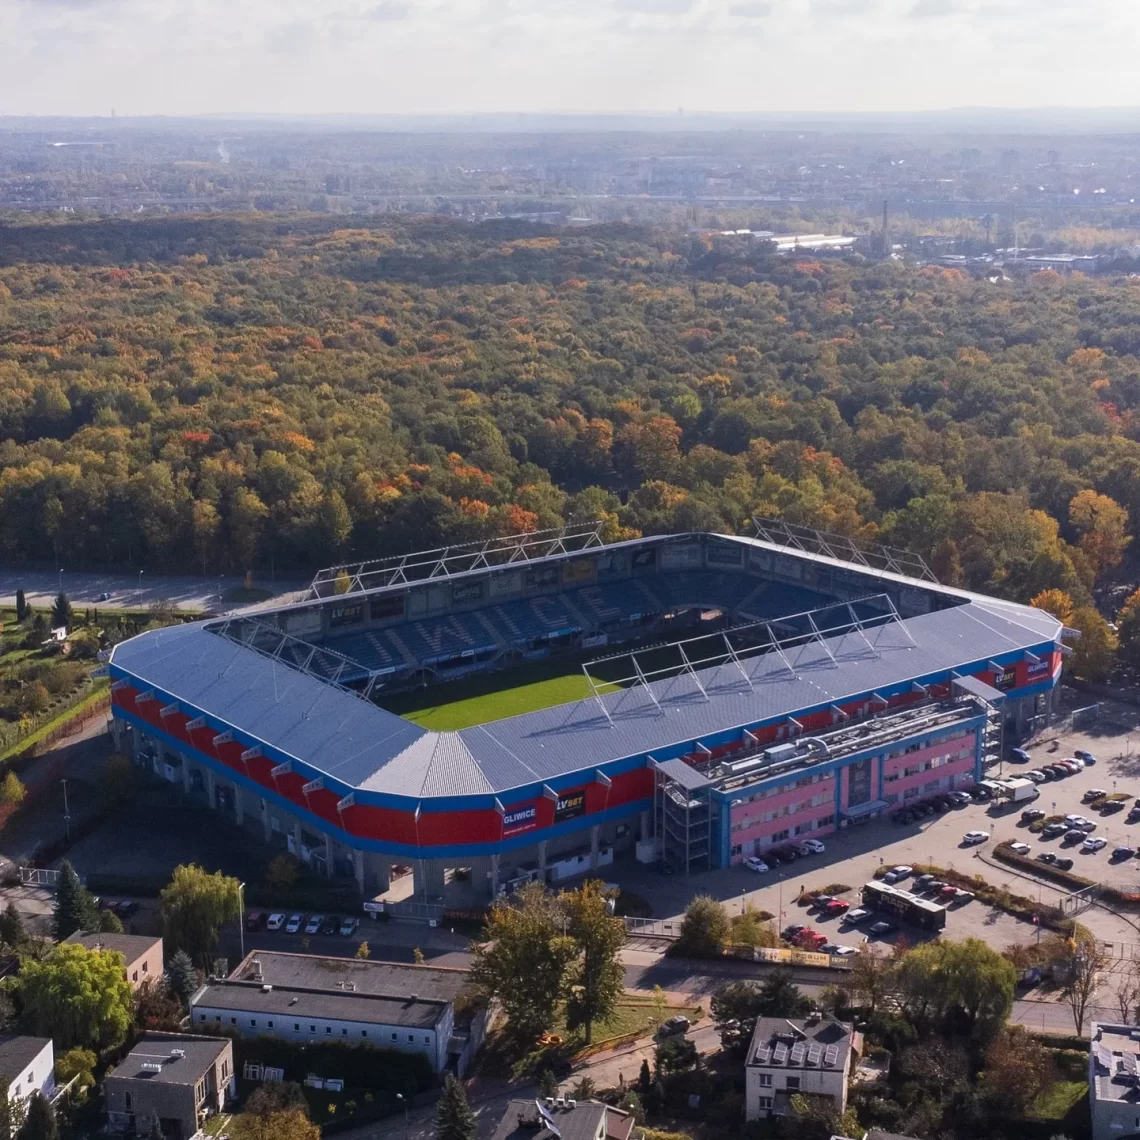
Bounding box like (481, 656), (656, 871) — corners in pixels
(1069, 606), (1118, 682)
(1030, 588), (1075, 627)
(561, 880), (626, 1044)
(1049, 931), (1108, 1034)
(1117, 588), (1140, 666)
(980, 1025), (1054, 1112)
(1069, 489), (1131, 582)
(158, 864), (242, 968)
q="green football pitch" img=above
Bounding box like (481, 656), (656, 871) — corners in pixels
(382, 669), (621, 731)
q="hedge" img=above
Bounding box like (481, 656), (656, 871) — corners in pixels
(992, 842), (1096, 893)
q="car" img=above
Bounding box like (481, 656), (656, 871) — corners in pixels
(783, 924), (806, 939)
(657, 1015), (690, 1038)
(285, 914), (304, 934)
(915, 803), (934, 817)
(914, 873), (937, 889)
(823, 899), (850, 915)
(795, 842), (816, 857)
(1009, 748), (1032, 764)
(930, 797), (951, 812)
(1036, 851), (1058, 864)
(1055, 857), (1074, 871)
(1064, 813), (1086, 824)
(1026, 770), (1048, 783)
(339, 917), (360, 937)
(1009, 842), (1032, 855)
(1083, 837), (1108, 853)
(1038, 767), (1057, 781)
(937, 884), (958, 900)
(266, 913), (286, 931)
(796, 931), (829, 950)
(952, 888), (974, 903)
(831, 945), (859, 956)
(321, 915), (340, 936)
(1077, 820), (1098, 833)
(305, 915), (324, 935)
(812, 895), (837, 908)
(98, 591), (111, 601)
(927, 880), (948, 893)
(1063, 829), (1086, 843)
(1104, 800), (1126, 814)
(962, 830), (990, 845)
(1042, 822), (1068, 837)
(948, 791), (972, 806)
(892, 810), (914, 824)
(1113, 846), (1136, 861)
(883, 865), (913, 884)
(1048, 764), (1071, 778)
(972, 786), (993, 801)
(765, 849), (785, 866)
(115, 900), (139, 917)
(1021, 808), (1046, 822)
(1128, 807), (1140, 823)
(868, 921), (894, 937)
(1083, 790), (1108, 803)
(774, 846), (798, 862)
(843, 908), (873, 924)
(799, 838), (826, 854)
(743, 857), (769, 873)
(1075, 750), (1097, 765)
(1066, 756), (1087, 769)
(245, 911), (267, 932)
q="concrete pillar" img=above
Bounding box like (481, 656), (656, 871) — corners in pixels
(324, 835), (334, 878)
(537, 840), (548, 878)
(489, 854), (500, 899)
(415, 859), (445, 900)
(182, 757), (193, 795)
(354, 849), (366, 896)
(130, 724), (141, 760)
(639, 810), (650, 842)
(367, 854), (390, 894)
(291, 821), (303, 859)
(205, 767), (217, 810)
(111, 718), (123, 752)
(260, 799), (272, 843)
(233, 785), (244, 827)
(590, 825), (600, 869)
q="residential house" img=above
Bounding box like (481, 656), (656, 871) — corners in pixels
(65, 932), (164, 991)
(490, 1097), (636, 1140)
(0, 1037), (54, 1115)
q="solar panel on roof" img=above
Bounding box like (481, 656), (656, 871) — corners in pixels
(773, 1043), (789, 1065)
(823, 1044), (839, 1067)
(807, 1044), (822, 1066)
(1123, 1053), (1138, 1076)
(1097, 1048), (1114, 1071)
(790, 1042), (806, 1065)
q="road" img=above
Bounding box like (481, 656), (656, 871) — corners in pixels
(0, 569), (307, 612)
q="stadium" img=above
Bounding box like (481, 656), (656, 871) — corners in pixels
(108, 521), (1071, 904)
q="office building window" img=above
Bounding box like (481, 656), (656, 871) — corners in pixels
(758, 1074), (772, 1087)
(785, 1077), (800, 1090)
(758, 1097), (773, 1110)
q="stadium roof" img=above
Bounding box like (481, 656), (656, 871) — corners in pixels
(110, 552), (1062, 803)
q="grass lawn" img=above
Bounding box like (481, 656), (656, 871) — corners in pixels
(387, 671), (620, 730)
(1030, 1080), (1088, 1121)
(551, 997), (701, 1046)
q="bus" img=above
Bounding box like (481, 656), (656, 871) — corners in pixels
(862, 880), (947, 931)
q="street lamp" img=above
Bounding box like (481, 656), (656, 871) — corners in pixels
(137, 570), (145, 594)
(238, 881), (246, 962)
(395, 1093), (410, 1140)
(57, 568), (63, 594)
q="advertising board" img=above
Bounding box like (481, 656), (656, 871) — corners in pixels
(553, 788), (587, 823)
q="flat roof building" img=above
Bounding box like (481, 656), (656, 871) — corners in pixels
(0, 1036), (54, 1113)
(1090, 1022), (1140, 1140)
(65, 932), (163, 990)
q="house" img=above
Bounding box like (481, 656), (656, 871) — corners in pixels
(103, 1033), (234, 1140)
(189, 950), (488, 1075)
(1089, 1022), (1140, 1140)
(65, 932), (164, 991)
(745, 1015), (860, 1121)
(490, 1097), (636, 1140)
(0, 1037), (54, 1113)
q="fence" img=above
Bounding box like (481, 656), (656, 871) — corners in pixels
(623, 917), (680, 939)
(19, 866), (60, 890)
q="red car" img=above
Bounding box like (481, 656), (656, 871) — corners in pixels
(822, 899), (850, 915)
(794, 929), (829, 950)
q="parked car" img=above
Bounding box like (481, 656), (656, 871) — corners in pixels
(743, 857), (769, 874)
(830, 945), (859, 956)
(1063, 829), (1086, 843)
(1009, 748), (1032, 764)
(657, 1015), (690, 1038)
(321, 915), (341, 936)
(937, 884), (958, 901)
(799, 838), (826, 854)
(1113, 846), (1136, 861)
(1038, 768), (1057, 781)
(883, 865), (913, 884)
(1036, 852), (1058, 864)
(285, 914), (304, 934)
(1104, 800), (1126, 814)
(1042, 822), (1068, 837)
(1066, 756), (1087, 769)
(1027, 770), (1048, 783)
(1075, 750), (1097, 765)
(823, 899), (850, 915)
(1083, 790), (1108, 803)
(962, 830), (990, 845)
(266, 913), (286, 931)
(952, 888), (974, 903)
(339, 917), (360, 937)
(1082, 837), (1108, 853)
(948, 791), (972, 806)
(1077, 820), (1098, 833)
(892, 810), (914, 824)
(245, 911), (267, 932)
(842, 908), (873, 924)
(914, 873), (937, 890)
(1009, 842), (1032, 855)
(1021, 808), (1046, 822)
(98, 591), (112, 601)
(1055, 857), (1075, 871)
(783, 924), (806, 939)
(116, 900), (139, 917)
(305, 915), (324, 935)
(868, 921), (894, 937)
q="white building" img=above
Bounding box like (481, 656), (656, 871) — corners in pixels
(745, 1016), (859, 1121)
(1090, 1022), (1140, 1140)
(0, 1037), (55, 1113)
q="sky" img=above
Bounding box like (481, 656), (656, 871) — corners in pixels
(2, 0), (1139, 118)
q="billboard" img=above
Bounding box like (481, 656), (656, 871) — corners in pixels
(502, 801), (539, 838)
(1026, 658), (1053, 682)
(452, 580), (485, 604)
(995, 666), (1018, 691)
(282, 607), (322, 637)
(526, 565), (560, 589)
(553, 788), (587, 823)
(329, 602), (364, 628)
(370, 595), (405, 621)
(562, 559), (596, 584)
(706, 540), (743, 566)
(490, 570), (522, 598)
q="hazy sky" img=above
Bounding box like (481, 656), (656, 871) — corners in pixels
(2, 0), (1138, 117)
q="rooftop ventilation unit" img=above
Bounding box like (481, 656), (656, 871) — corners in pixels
(169, 1049), (185, 1059)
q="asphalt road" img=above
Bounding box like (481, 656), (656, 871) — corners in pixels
(0, 569), (306, 612)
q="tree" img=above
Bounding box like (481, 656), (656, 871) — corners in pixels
(728, 905), (778, 949)
(1069, 606), (1118, 683)
(757, 971), (812, 1017)
(134, 979), (184, 1032)
(847, 946), (895, 1014)
(229, 1110), (319, 1140)
(157, 864), (242, 968)
(637, 1058), (652, 1095)
(49, 593), (71, 632)
(51, 861), (99, 941)
(670, 896), (729, 959)
(434, 1074), (476, 1140)
(98, 908), (124, 934)
(16, 1090), (57, 1140)
(0, 1085), (26, 1140)
(18, 942), (133, 1049)
(1069, 489), (1131, 581)
(470, 883), (576, 1042)
(0, 903), (26, 950)
(243, 1081), (308, 1119)
(265, 853), (299, 890)
(979, 1025), (1054, 1114)
(356, 941), (370, 960)
(655, 1035), (698, 1075)
(562, 880), (626, 1044)
(14, 590), (26, 623)
(164, 949), (199, 1005)
(1031, 588), (1075, 627)
(1117, 588), (1140, 666)
(0, 773), (24, 809)
(54, 1047), (96, 1094)
(784, 1092), (860, 1140)
(712, 981), (765, 1054)
(1051, 931), (1107, 1034)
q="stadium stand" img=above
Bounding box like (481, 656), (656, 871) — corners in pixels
(739, 583), (837, 620)
(569, 580), (656, 628)
(647, 571), (763, 613)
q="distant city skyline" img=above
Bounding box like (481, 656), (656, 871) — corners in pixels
(2, 0), (1136, 119)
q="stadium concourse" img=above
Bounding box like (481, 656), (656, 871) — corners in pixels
(108, 524), (1071, 906)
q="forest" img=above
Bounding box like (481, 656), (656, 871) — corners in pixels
(2, 214), (1140, 634)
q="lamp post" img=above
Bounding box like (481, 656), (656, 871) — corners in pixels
(61, 778), (71, 840)
(396, 1093), (410, 1140)
(137, 570), (145, 594)
(57, 568), (63, 594)
(238, 881), (246, 962)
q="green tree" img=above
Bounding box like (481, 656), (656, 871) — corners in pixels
(979, 1025), (1055, 1114)
(0, 1084), (26, 1140)
(1118, 588), (1140, 666)
(18, 942), (133, 1049)
(784, 1092), (860, 1140)
(0, 903), (26, 949)
(16, 1090), (57, 1140)
(1069, 605), (1118, 682)
(54, 1047), (96, 1094)
(756, 971), (812, 1017)
(244, 1082), (308, 1118)
(50, 593), (72, 632)
(164, 949), (199, 1004)
(670, 896), (729, 959)
(51, 860), (99, 941)
(470, 882), (576, 1042)
(230, 1110), (319, 1140)
(97, 908), (124, 934)
(655, 1035), (698, 1074)
(562, 880), (626, 1044)
(434, 1074), (476, 1140)
(14, 590), (27, 623)
(157, 864), (242, 968)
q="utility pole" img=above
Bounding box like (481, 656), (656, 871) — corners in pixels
(61, 778), (71, 840)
